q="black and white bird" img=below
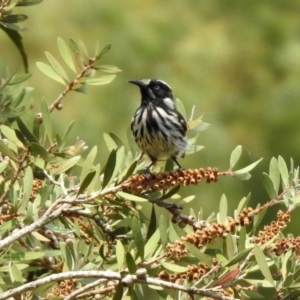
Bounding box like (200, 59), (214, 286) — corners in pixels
(129, 79), (188, 172)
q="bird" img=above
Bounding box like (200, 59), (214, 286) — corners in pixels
(128, 79), (188, 172)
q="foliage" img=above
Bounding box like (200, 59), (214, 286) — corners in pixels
(1, 3), (300, 300)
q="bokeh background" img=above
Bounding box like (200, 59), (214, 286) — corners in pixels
(2, 0), (300, 231)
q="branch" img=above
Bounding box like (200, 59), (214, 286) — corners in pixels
(0, 270), (240, 300)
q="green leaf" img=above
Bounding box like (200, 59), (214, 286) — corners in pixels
(2, 14), (28, 23)
(226, 233), (236, 262)
(262, 173), (276, 199)
(230, 145), (242, 169)
(108, 132), (124, 148)
(57, 37), (76, 73)
(132, 217), (144, 259)
(1, 125), (24, 148)
(234, 158), (263, 174)
(144, 228), (160, 258)
(116, 240), (125, 270)
(0, 160), (9, 174)
(83, 74), (116, 85)
(218, 194), (227, 224)
(40, 98), (52, 142)
(112, 283), (123, 300)
(36, 62), (66, 85)
(117, 192), (148, 202)
(102, 149), (116, 188)
(0, 139), (17, 161)
(62, 120), (75, 141)
(80, 146), (97, 183)
(9, 262), (23, 283)
(16, 0), (43, 6)
(269, 157), (280, 194)
(253, 244), (274, 286)
(103, 132), (118, 151)
(22, 166), (33, 205)
(60, 242), (74, 271)
(233, 172), (251, 180)
(87, 163), (100, 194)
(126, 252), (137, 274)
(77, 39), (89, 59)
(10, 251), (45, 260)
(16, 117), (39, 143)
(45, 51), (69, 82)
(183, 242), (212, 265)
(77, 171), (96, 196)
(96, 43), (111, 60)
(159, 215), (168, 249)
(253, 203), (267, 232)
(185, 144), (204, 155)
(69, 39), (80, 53)
(226, 246), (252, 267)
(235, 194), (250, 217)
(96, 65), (122, 73)
(161, 262), (188, 273)
(53, 156), (81, 175)
(175, 98), (186, 119)
(74, 84), (89, 94)
(278, 156), (289, 188)
(30, 143), (49, 160)
(160, 185), (180, 200)
(146, 205), (157, 239)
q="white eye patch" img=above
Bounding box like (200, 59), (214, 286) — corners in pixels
(141, 79), (151, 85)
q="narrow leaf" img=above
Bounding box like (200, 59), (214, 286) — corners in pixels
(53, 156), (81, 175)
(132, 217), (144, 259)
(83, 74), (116, 85)
(269, 157), (280, 194)
(103, 132), (118, 152)
(234, 158), (263, 174)
(218, 194), (227, 224)
(227, 246), (252, 267)
(102, 150), (116, 188)
(161, 262), (188, 273)
(278, 156), (289, 188)
(40, 98), (52, 142)
(96, 65), (122, 73)
(45, 51), (69, 81)
(183, 242), (212, 265)
(175, 98), (186, 119)
(16, 117), (39, 143)
(77, 171), (96, 196)
(230, 145), (242, 169)
(22, 166), (33, 205)
(146, 205), (157, 239)
(57, 37), (76, 73)
(126, 252), (137, 274)
(144, 229), (160, 258)
(36, 62), (66, 85)
(0, 125), (24, 148)
(117, 192), (148, 202)
(0, 140), (17, 161)
(262, 173), (276, 199)
(80, 146), (97, 183)
(116, 240), (125, 270)
(96, 43), (111, 60)
(159, 215), (168, 249)
(253, 244), (274, 286)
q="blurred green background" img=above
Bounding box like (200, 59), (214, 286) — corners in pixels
(2, 0), (300, 229)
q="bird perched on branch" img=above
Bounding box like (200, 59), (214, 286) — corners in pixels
(129, 79), (188, 172)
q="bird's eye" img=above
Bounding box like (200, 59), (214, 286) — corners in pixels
(154, 85), (160, 90)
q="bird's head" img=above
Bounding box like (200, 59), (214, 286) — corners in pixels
(128, 79), (175, 108)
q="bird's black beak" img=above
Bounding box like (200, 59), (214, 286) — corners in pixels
(128, 79), (146, 88)
(128, 79), (155, 100)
